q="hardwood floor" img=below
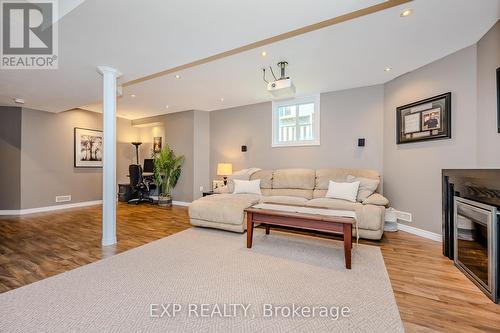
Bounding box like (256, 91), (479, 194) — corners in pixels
(0, 203), (189, 293)
(1, 203), (499, 332)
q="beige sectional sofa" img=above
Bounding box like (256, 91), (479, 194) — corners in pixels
(188, 168), (389, 240)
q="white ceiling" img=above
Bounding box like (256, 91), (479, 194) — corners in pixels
(1, 0), (499, 119)
(0, 0), (386, 112)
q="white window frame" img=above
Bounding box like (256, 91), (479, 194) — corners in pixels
(271, 94), (320, 147)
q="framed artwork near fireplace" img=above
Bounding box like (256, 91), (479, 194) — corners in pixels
(396, 92), (451, 144)
(497, 67), (499, 133)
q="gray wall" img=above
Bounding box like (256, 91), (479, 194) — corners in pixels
(210, 85), (384, 180)
(135, 111), (196, 202)
(163, 111), (195, 202)
(0, 106), (22, 210)
(20, 108), (137, 209)
(193, 111), (210, 199)
(477, 20), (500, 167)
(383, 45), (478, 234)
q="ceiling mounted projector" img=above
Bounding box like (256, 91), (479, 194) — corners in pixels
(263, 61), (296, 99)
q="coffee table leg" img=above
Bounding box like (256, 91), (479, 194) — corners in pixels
(343, 223), (352, 269)
(265, 225), (270, 235)
(247, 212), (254, 248)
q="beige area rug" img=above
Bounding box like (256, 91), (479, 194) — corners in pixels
(0, 228), (404, 332)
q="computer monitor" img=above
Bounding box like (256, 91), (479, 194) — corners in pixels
(143, 159), (154, 173)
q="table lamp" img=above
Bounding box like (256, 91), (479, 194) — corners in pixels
(217, 163), (233, 185)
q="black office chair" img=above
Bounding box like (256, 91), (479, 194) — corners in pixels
(128, 164), (153, 205)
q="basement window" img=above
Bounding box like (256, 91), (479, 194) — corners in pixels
(272, 95), (320, 147)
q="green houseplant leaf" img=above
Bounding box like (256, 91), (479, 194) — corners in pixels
(152, 144), (185, 197)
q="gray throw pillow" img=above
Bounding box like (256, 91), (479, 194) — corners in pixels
(346, 175), (379, 202)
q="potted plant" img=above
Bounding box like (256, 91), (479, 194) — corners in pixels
(153, 144), (184, 207)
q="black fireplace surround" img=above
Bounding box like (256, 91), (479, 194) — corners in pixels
(442, 169), (500, 302)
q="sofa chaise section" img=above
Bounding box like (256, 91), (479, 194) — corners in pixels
(188, 193), (260, 232)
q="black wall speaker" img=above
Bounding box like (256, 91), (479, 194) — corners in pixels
(241, 145), (247, 152)
(358, 138), (365, 147)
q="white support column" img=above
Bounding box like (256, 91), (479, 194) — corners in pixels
(97, 66), (122, 246)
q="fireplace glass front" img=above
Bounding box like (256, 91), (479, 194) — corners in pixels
(454, 197), (498, 302)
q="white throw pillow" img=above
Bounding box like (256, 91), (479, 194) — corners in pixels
(233, 179), (261, 195)
(325, 180), (360, 202)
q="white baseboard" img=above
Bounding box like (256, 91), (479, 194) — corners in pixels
(397, 223), (442, 242)
(0, 199), (190, 216)
(0, 200), (103, 216)
(172, 201), (190, 207)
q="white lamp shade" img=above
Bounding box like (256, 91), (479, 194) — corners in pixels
(217, 163), (233, 176)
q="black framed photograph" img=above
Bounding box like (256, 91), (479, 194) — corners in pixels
(497, 67), (499, 133)
(396, 92), (451, 144)
(74, 127), (103, 168)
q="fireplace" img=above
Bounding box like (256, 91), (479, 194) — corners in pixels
(454, 197), (498, 302)
(442, 169), (500, 303)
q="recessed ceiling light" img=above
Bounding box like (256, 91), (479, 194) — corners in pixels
(130, 94), (136, 98)
(400, 8), (413, 17)
(175, 74), (181, 79)
(261, 51), (267, 57)
(384, 67), (392, 72)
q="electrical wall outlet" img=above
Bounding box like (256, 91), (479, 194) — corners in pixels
(199, 186), (204, 192)
(395, 210), (412, 223)
(56, 195), (72, 203)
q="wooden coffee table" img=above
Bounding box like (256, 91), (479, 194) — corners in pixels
(245, 205), (355, 269)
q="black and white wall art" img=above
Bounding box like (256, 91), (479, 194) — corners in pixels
(74, 127), (103, 168)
